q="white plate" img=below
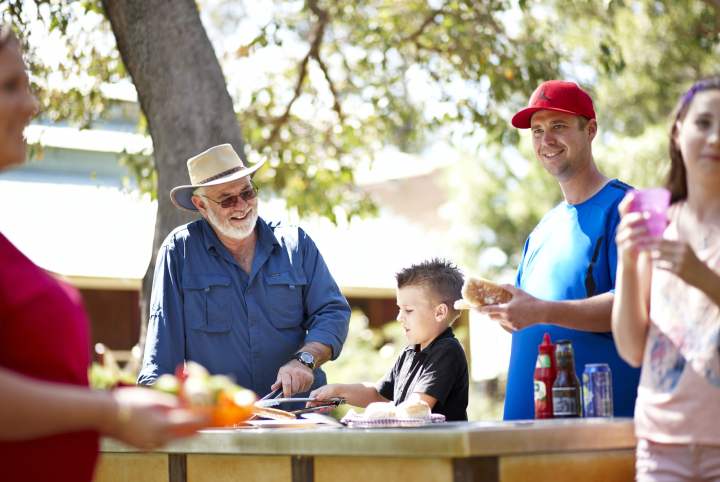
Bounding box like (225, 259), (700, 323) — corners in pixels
(246, 419), (322, 429)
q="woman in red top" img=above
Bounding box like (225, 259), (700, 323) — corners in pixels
(0, 26), (206, 482)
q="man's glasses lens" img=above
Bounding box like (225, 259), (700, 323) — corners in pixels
(202, 183), (258, 208)
(219, 185), (258, 208)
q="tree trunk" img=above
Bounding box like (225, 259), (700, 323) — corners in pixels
(102, 0), (246, 349)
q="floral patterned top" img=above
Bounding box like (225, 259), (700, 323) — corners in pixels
(636, 202), (720, 445)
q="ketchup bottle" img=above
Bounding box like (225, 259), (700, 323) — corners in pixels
(533, 333), (556, 419)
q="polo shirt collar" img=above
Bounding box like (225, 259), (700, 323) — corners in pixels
(407, 326), (455, 354)
(255, 216), (282, 250)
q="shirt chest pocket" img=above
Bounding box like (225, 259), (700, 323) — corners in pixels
(182, 274), (233, 333)
(264, 271), (307, 329)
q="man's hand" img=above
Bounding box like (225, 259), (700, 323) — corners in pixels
(271, 360), (314, 397)
(476, 285), (548, 332)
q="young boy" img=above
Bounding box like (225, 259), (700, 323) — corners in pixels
(310, 258), (469, 421)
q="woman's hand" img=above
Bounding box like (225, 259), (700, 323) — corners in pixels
(103, 387), (208, 451)
(616, 193), (655, 265)
(647, 239), (704, 285)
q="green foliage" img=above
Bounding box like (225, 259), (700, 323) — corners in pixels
(448, 0), (719, 274)
(119, 149), (157, 199)
(219, 0), (563, 222)
(546, 0), (720, 136)
(5, 0), (719, 260)
(447, 144), (560, 276)
(323, 310), (405, 386)
(2, 0), (124, 129)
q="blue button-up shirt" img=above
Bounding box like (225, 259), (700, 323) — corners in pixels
(138, 217), (351, 396)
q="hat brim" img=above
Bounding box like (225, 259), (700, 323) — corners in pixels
(170, 158), (266, 211)
(511, 106), (591, 129)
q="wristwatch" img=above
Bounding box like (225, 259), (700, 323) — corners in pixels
(294, 351), (316, 370)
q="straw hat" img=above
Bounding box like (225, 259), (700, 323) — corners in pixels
(170, 144), (266, 211)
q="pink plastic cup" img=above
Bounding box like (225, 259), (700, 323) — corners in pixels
(628, 188), (671, 237)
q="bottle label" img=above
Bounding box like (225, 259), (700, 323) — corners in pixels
(552, 387), (579, 416)
(536, 354), (551, 368)
(534, 380), (547, 402)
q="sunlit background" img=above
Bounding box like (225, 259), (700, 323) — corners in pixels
(1, 0), (716, 419)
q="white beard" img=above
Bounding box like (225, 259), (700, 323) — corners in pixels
(206, 205), (258, 240)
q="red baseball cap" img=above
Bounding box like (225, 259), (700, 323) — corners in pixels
(511, 80), (596, 129)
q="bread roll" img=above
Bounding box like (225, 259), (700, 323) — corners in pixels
(455, 276), (512, 309)
(396, 400), (431, 419)
(363, 402), (396, 419)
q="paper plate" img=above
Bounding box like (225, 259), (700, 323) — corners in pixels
(341, 413), (446, 428)
(246, 419), (323, 429)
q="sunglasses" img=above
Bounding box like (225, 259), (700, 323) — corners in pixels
(200, 182), (259, 209)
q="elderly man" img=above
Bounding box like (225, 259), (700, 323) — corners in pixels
(479, 81), (641, 420)
(138, 144), (351, 398)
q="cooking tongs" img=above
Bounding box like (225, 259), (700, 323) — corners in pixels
(256, 388), (345, 415)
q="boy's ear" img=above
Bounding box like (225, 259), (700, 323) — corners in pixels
(434, 302), (448, 323)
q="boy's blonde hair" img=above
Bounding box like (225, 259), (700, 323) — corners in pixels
(396, 258), (464, 325)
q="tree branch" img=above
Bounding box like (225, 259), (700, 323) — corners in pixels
(699, 0), (720, 35)
(311, 50), (344, 122)
(403, 6), (446, 43)
(265, 0), (329, 147)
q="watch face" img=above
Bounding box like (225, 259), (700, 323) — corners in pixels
(297, 351), (314, 368)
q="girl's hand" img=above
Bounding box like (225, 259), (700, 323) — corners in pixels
(616, 193), (655, 265)
(647, 239), (705, 287)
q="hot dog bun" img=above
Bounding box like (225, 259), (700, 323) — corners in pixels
(252, 405), (297, 420)
(454, 276), (513, 309)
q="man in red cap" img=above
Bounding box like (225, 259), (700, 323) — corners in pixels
(478, 80), (641, 420)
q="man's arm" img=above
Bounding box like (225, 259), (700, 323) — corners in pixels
(138, 243), (186, 385)
(297, 341), (332, 367)
(272, 230), (351, 396)
(299, 229), (351, 359)
(479, 287), (614, 333)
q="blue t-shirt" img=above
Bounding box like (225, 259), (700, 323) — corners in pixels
(138, 217), (351, 396)
(503, 179), (641, 420)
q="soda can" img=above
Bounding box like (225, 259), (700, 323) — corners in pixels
(582, 363), (613, 417)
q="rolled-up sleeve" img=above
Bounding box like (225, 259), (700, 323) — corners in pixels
(298, 230), (350, 360)
(137, 241), (186, 385)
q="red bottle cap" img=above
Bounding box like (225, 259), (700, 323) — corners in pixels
(538, 333), (554, 354)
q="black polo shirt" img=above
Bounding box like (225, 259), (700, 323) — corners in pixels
(376, 327), (469, 421)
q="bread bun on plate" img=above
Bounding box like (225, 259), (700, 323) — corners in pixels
(363, 402), (396, 419)
(454, 276), (513, 310)
(396, 399), (431, 419)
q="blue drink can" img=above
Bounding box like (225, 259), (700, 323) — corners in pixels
(582, 363), (613, 417)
